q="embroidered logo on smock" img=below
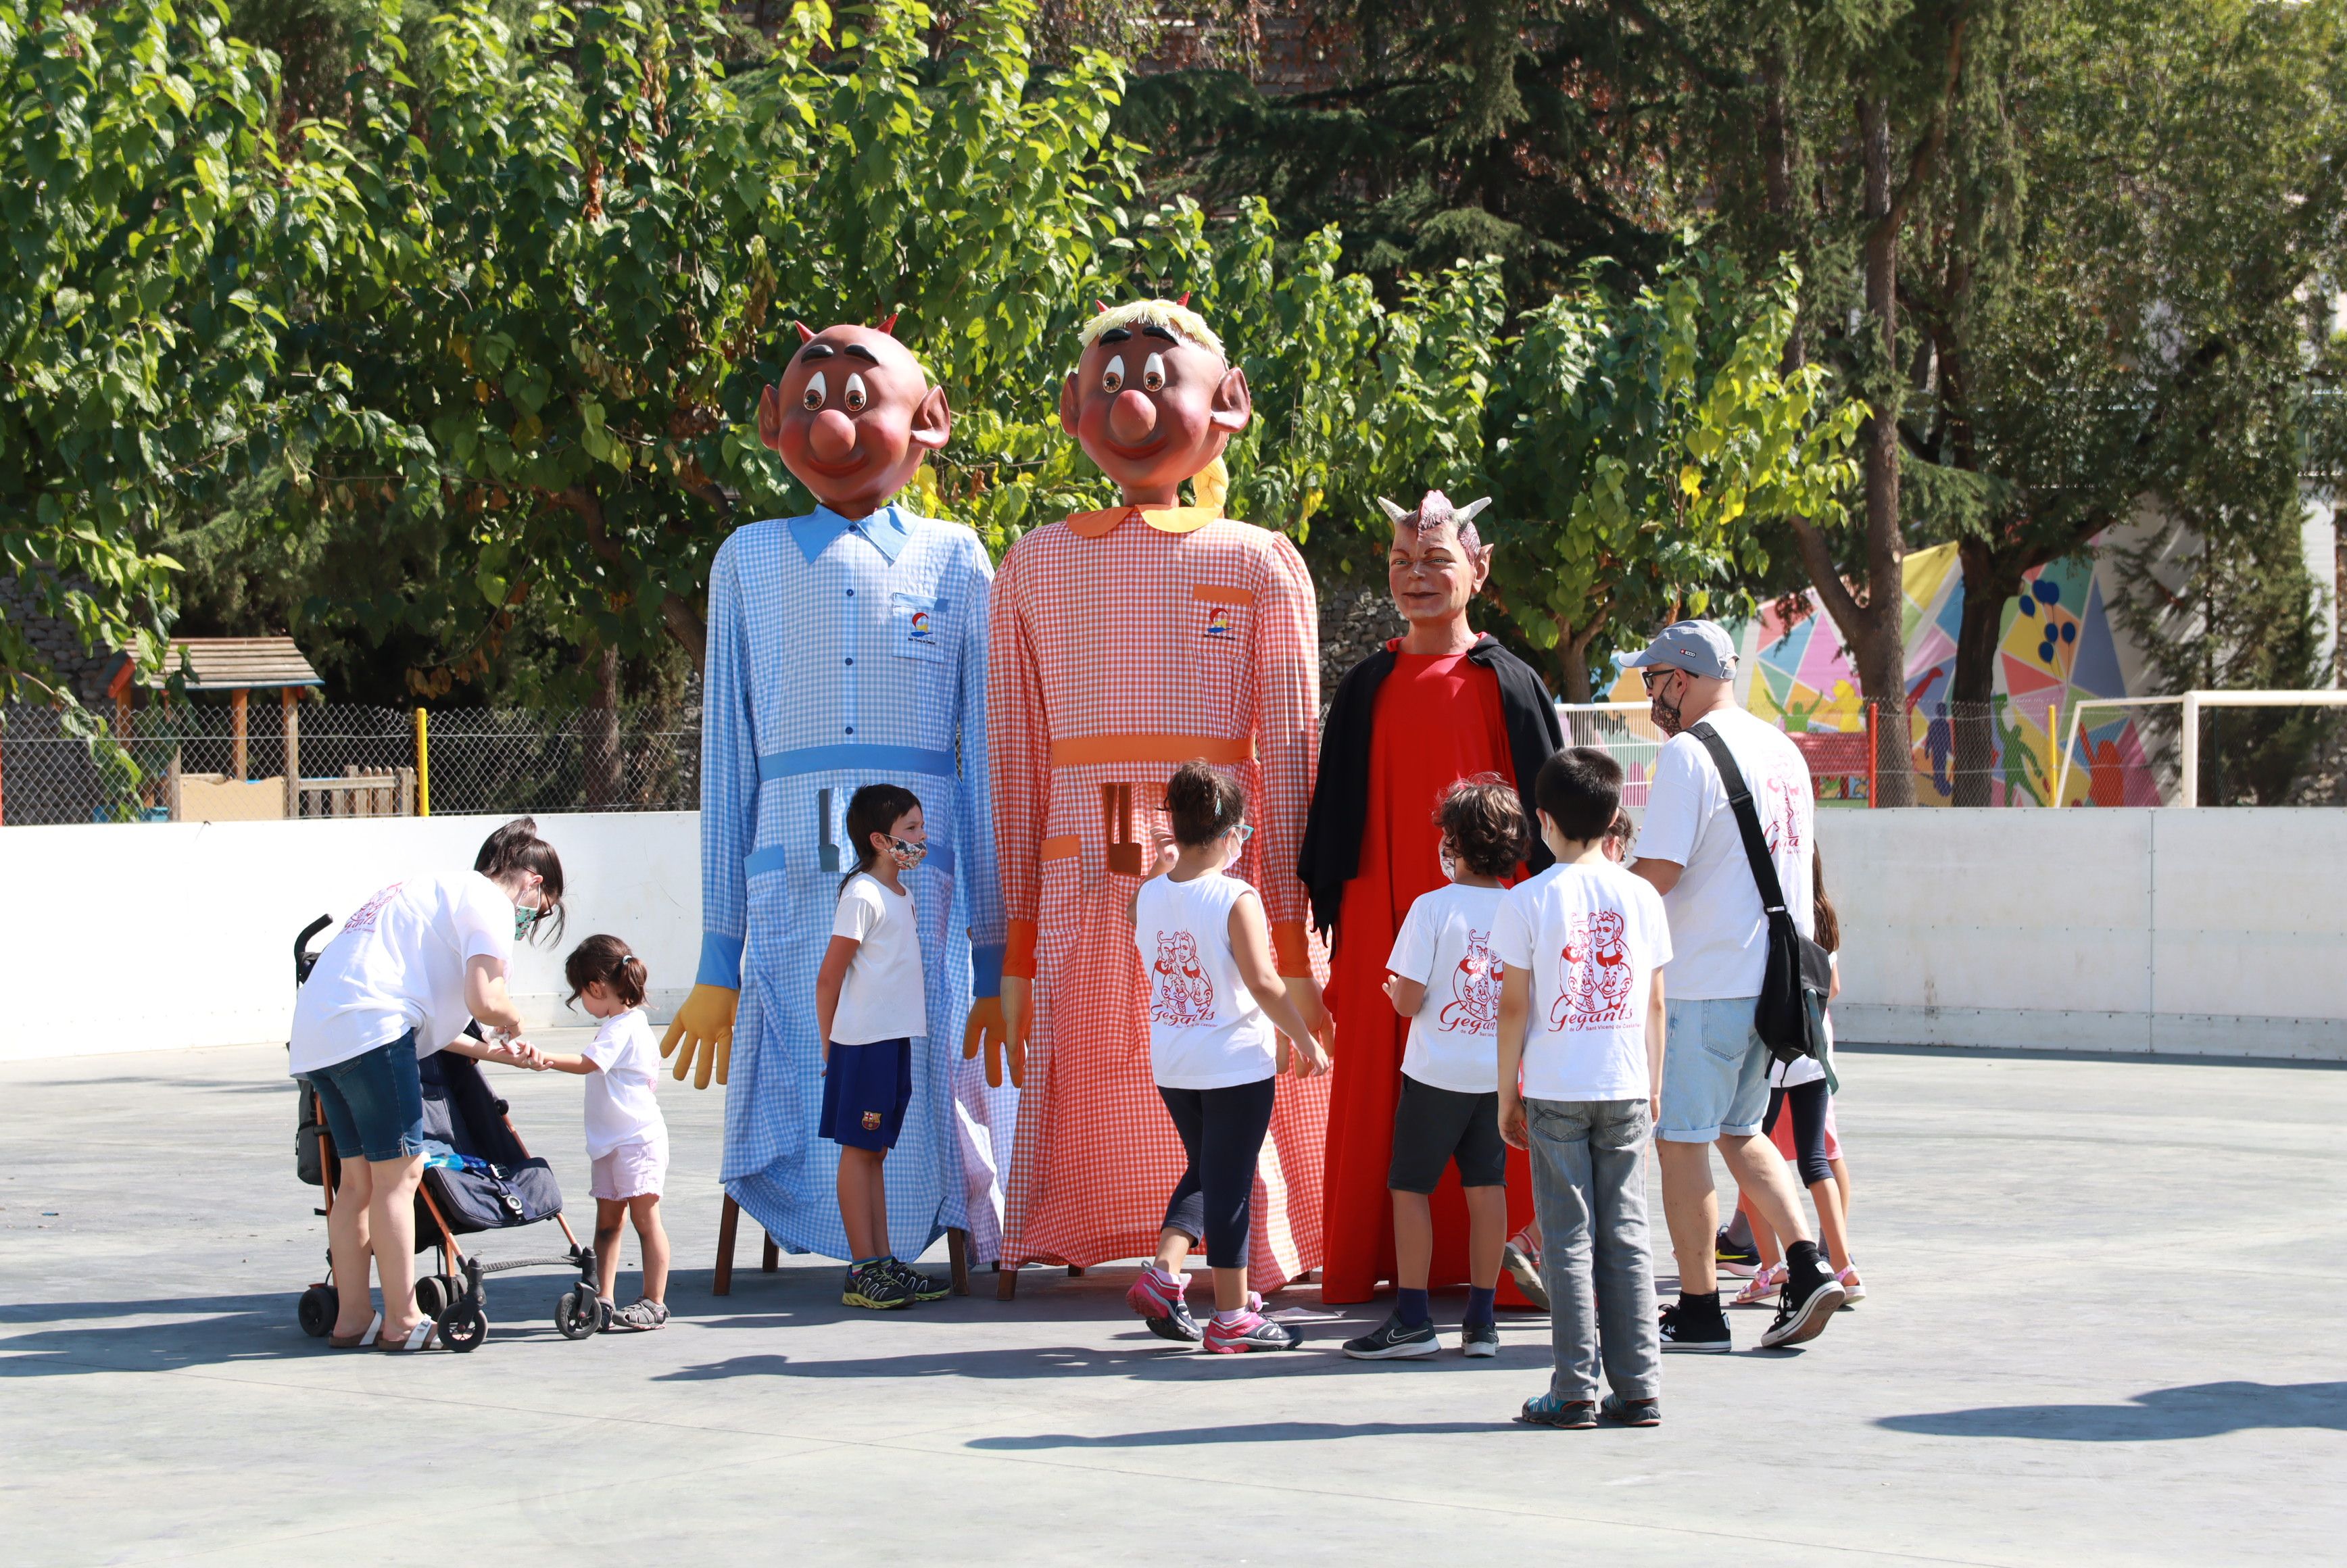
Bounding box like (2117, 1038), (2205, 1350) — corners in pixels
(908, 610), (934, 642)
(1203, 606), (1234, 639)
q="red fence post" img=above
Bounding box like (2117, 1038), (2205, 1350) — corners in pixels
(1865, 701), (1879, 808)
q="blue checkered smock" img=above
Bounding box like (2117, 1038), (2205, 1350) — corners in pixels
(698, 504), (1009, 1263)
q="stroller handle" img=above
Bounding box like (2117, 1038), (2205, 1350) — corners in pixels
(293, 914), (333, 986)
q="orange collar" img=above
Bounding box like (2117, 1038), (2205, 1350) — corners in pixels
(1063, 504), (1220, 539)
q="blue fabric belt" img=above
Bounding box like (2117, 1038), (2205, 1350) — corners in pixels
(740, 842), (958, 879)
(757, 744), (958, 781)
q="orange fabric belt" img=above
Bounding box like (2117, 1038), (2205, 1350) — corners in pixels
(1050, 733), (1257, 768)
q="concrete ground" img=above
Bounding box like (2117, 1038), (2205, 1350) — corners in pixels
(5, 1039), (2345, 1565)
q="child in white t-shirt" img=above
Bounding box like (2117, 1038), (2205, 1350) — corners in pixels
(1342, 777), (1530, 1363)
(1495, 748), (1671, 1429)
(813, 783), (940, 1312)
(537, 935), (671, 1331)
(1124, 762), (1330, 1355)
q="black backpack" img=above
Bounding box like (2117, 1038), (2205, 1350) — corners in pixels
(1688, 721), (1836, 1088)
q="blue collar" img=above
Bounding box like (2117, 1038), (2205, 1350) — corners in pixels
(788, 504), (919, 565)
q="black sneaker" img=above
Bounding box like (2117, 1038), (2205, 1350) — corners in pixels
(1760, 1260), (1847, 1348)
(1715, 1225), (1760, 1279)
(886, 1257), (951, 1302)
(1342, 1310), (1439, 1361)
(1659, 1297), (1732, 1353)
(842, 1262), (913, 1310)
(1600, 1393), (1661, 1426)
(1461, 1321), (1499, 1358)
(1146, 1296), (1203, 1344)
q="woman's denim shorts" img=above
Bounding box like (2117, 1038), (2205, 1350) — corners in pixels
(301, 1031), (428, 1164)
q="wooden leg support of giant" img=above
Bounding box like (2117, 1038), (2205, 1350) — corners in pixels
(712, 1196), (970, 1296)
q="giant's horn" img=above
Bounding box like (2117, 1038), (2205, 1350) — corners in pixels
(794, 321), (815, 345)
(1453, 497), (1495, 524)
(1376, 496), (1413, 524)
(1175, 291), (1191, 309)
(875, 312), (900, 337)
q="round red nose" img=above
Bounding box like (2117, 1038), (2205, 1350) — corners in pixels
(1107, 389), (1159, 446)
(808, 408), (858, 464)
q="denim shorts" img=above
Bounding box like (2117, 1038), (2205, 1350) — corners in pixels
(1658, 997), (1769, 1144)
(302, 1031), (428, 1163)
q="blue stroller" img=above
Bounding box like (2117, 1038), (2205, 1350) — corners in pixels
(289, 914), (604, 1350)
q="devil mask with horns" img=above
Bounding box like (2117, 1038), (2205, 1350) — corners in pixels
(1379, 489), (1495, 637)
(758, 318), (950, 518)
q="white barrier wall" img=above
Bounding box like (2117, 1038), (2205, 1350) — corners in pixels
(1, 812), (699, 1062)
(1818, 808), (2347, 1058)
(7, 806), (2346, 1062)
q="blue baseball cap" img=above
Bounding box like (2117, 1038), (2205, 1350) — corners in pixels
(1620, 620), (1737, 681)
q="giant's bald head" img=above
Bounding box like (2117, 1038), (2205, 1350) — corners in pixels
(758, 321), (950, 518)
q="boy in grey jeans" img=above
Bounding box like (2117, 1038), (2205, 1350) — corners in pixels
(1495, 748), (1672, 1427)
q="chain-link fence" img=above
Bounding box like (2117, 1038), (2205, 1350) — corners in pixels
(0, 702), (699, 826)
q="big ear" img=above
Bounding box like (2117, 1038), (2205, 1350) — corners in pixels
(909, 383), (952, 451)
(757, 384), (786, 452)
(1209, 366), (1253, 433)
(1058, 371), (1082, 438)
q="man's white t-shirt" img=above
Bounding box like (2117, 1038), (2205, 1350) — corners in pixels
(581, 1006), (667, 1158)
(1493, 860), (1672, 1102)
(1636, 706), (1816, 1000)
(1134, 871), (1277, 1090)
(829, 873), (927, 1044)
(1385, 882), (1508, 1094)
(289, 871), (515, 1075)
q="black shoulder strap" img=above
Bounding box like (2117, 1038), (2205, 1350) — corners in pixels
(1688, 720), (1791, 917)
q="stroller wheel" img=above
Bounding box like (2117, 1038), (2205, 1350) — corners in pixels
(555, 1290), (602, 1340)
(297, 1285), (338, 1338)
(414, 1274), (456, 1320)
(438, 1303), (488, 1353)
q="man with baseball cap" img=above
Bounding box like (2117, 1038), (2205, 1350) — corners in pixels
(1622, 620), (1847, 1351)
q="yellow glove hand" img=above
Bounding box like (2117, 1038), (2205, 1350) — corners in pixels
(661, 983), (739, 1089)
(963, 996), (1011, 1089)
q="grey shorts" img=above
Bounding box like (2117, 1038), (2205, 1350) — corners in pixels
(1387, 1075), (1508, 1193)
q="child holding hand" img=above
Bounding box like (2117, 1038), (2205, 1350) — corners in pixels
(814, 783), (945, 1312)
(535, 935), (671, 1331)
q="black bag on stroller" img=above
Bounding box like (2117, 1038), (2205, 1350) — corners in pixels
(414, 1051), (564, 1239)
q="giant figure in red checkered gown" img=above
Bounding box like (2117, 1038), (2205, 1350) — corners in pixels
(988, 298), (1333, 1292)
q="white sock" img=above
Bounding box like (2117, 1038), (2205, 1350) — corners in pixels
(1154, 1264), (1185, 1288)
(1213, 1308), (1248, 1325)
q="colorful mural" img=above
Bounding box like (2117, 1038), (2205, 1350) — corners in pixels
(1595, 539), (2160, 806)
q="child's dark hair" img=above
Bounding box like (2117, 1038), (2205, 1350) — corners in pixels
(475, 816), (566, 942)
(1812, 843), (1841, 954)
(565, 933), (647, 1009)
(1534, 747), (1622, 843)
(1436, 774), (1528, 877)
(841, 782), (922, 896)
(1604, 808), (1635, 854)
(1165, 760), (1246, 847)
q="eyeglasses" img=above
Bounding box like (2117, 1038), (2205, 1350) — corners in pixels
(1639, 667), (1683, 691)
(1230, 823), (1255, 844)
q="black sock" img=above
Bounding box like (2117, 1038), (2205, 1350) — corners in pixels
(1786, 1240), (1823, 1277)
(1678, 1289), (1722, 1316)
(1397, 1287), (1431, 1327)
(1464, 1285), (1497, 1330)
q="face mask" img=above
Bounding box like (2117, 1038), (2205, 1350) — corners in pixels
(884, 833), (928, 868)
(513, 903), (539, 939)
(1438, 840), (1459, 882)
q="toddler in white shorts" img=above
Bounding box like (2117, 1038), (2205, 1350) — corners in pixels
(539, 935), (672, 1329)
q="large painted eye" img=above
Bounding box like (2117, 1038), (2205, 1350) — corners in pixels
(1142, 351), (1166, 393)
(1100, 354), (1125, 395)
(800, 371), (827, 412)
(843, 372), (868, 413)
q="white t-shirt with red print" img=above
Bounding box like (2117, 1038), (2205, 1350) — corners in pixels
(289, 871), (516, 1075)
(1493, 860), (1672, 1102)
(1132, 870), (1276, 1091)
(1385, 881), (1508, 1094)
(1636, 705), (1816, 1000)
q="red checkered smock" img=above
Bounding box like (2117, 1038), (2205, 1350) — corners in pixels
(988, 504), (1329, 1288)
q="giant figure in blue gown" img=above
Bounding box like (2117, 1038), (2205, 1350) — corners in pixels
(661, 320), (1015, 1265)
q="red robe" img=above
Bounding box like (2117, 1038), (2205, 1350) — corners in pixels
(1319, 645), (1539, 1306)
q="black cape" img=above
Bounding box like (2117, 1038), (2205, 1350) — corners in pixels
(1297, 634), (1566, 935)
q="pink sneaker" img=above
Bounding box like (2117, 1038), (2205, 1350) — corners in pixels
(1126, 1266), (1186, 1319)
(1203, 1310), (1303, 1354)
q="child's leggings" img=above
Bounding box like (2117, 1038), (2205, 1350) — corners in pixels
(1155, 1077), (1277, 1269)
(1762, 1079), (1834, 1189)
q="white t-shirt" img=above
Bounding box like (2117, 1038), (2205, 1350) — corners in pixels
(1385, 881), (1509, 1094)
(829, 873), (927, 1045)
(581, 1006), (667, 1158)
(1134, 871), (1276, 1090)
(1637, 706), (1816, 1000)
(1493, 860), (1672, 1102)
(289, 871), (515, 1075)
(1770, 952), (1837, 1088)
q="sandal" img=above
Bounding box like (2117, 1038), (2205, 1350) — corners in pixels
(609, 1298), (670, 1331)
(374, 1318), (437, 1352)
(328, 1311), (382, 1350)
